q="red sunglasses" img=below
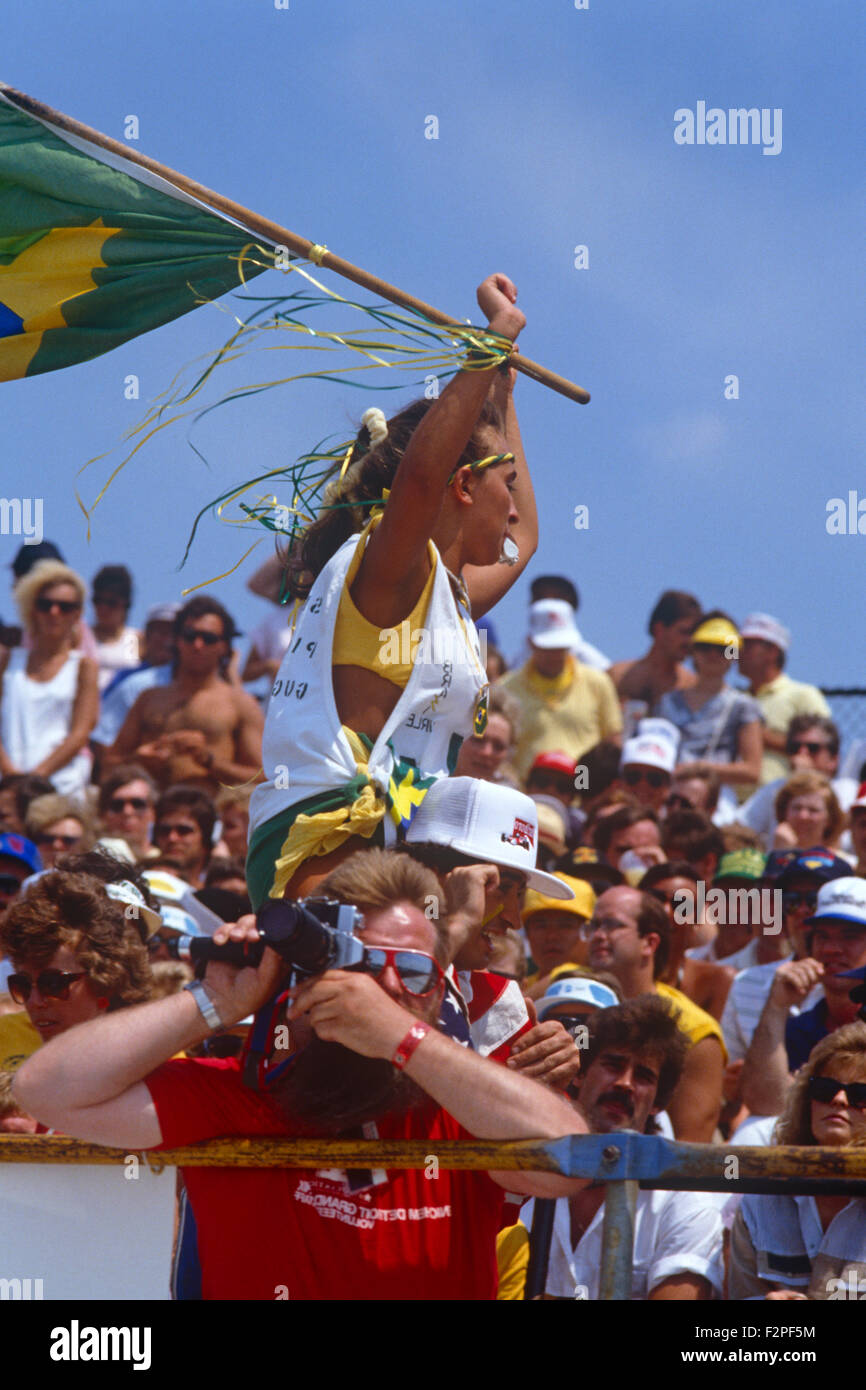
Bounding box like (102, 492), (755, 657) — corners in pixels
(347, 948), (444, 997)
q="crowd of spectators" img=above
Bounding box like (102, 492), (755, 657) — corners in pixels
(2, 533), (865, 1303)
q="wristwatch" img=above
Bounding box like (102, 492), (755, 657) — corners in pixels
(184, 978), (223, 1031)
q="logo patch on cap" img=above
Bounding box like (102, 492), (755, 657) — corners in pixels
(501, 817), (534, 852)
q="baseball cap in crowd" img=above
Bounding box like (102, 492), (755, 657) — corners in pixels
(691, 616), (741, 649)
(142, 868), (225, 933)
(0, 833), (42, 876)
(523, 874), (595, 924)
(104, 879), (165, 939)
(536, 975), (619, 1020)
(530, 751), (578, 780)
(621, 720), (679, 775)
(528, 600), (580, 650)
(558, 846), (626, 892)
(740, 613), (791, 653)
(145, 602), (180, 625)
(714, 848), (766, 883)
(805, 878), (866, 929)
(532, 799), (568, 859)
(767, 848), (852, 888)
(406, 777), (574, 898)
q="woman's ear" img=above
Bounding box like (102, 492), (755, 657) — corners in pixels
(449, 466), (476, 505)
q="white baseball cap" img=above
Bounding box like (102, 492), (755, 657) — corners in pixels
(142, 868), (224, 935)
(740, 613), (790, 653)
(104, 880), (165, 938)
(805, 877), (866, 929)
(621, 719), (679, 775)
(406, 777), (575, 898)
(528, 600), (580, 650)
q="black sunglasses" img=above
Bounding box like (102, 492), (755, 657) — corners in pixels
(808, 1075), (866, 1110)
(179, 628), (223, 646)
(154, 822), (198, 838)
(0, 874), (24, 895)
(546, 1012), (591, 1037)
(8, 969), (87, 1004)
(788, 740), (833, 757)
(107, 796), (150, 813)
(782, 890), (818, 913)
(35, 832), (81, 849)
(35, 597), (80, 615)
(623, 767), (669, 789)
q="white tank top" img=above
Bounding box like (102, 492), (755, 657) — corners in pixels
(250, 521), (487, 840)
(0, 649), (92, 799)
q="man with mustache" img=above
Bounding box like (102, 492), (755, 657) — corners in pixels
(14, 848), (591, 1301)
(501, 996), (724, 1300)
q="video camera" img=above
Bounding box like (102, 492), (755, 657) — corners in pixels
(167, 897), (365, 979)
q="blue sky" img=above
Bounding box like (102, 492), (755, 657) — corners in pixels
(3, 0), (864, 709)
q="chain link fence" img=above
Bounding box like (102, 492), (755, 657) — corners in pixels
(822, 689), (866, 781)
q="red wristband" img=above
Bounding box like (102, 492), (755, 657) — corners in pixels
(391, 1022), (432, 1071)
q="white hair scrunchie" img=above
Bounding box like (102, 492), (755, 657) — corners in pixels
(361, 407), (388, 448)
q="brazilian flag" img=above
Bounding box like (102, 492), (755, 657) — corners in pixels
(0, 87), (268, 380)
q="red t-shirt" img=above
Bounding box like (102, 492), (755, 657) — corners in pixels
(145, 1057), (505, 1300)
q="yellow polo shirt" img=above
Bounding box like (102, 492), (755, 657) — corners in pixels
(499, 657), (623, 782)
(753, 674), (830, 784)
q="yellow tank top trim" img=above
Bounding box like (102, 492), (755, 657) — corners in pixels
(332, 514), (437, 688)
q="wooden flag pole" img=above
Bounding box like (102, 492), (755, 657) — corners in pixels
(0, 84), (589, 404)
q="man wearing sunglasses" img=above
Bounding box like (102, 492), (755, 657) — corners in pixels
(737, 614), (831, 788)
(105, 596), (263, 794)
(742, 876), (866, 1119)
(14, 848), (593, 1301)
(723, 850), (850, 1066)
(738, 714), (858, 847)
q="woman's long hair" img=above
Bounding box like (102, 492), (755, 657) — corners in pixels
(283, 396), (504, 601)
(774, 1021), (866, 1147)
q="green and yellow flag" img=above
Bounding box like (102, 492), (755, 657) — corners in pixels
(0, 86), (268, 380)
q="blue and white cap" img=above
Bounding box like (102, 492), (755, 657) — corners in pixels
(805, 877), (866, 929)
(536, 976), (619, 1020)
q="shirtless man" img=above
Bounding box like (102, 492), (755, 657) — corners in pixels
(106, 597), (263, 794)
(609, 591), (701, 711)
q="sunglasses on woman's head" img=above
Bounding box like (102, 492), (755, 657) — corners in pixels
(808, 1075), (866, 1109)
(35, 597), (80, 615)
(7, 969), (87, 1004)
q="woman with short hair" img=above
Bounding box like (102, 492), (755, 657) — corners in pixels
(0, 561), (98, 800)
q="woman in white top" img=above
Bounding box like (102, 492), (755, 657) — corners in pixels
(0, 561), (99, 801)
(728, 1021), (866, 1299)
